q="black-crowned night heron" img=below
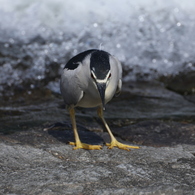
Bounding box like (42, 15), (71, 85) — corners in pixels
(60, 49), (139, 151)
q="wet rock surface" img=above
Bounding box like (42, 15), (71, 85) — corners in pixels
(0, 83), (195, 195)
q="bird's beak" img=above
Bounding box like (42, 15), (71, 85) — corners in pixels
(96, 82), (106, 110)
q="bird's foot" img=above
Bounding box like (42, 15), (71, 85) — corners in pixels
(106, 139), (139, 151)
(69, 141), (102, 150)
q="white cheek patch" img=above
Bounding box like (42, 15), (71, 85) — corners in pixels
(91, 71), (97, 79)
(96, 78), (108, 83)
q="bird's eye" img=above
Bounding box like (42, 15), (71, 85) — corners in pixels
(108, 73), (111, 78)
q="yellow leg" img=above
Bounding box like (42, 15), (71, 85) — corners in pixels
(97, 107), (139, 151)
(68, 107), (102, 150)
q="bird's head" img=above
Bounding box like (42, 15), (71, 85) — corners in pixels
(90, 50), (112, 109)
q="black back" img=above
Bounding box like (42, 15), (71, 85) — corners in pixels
(64, 49), (98, 70)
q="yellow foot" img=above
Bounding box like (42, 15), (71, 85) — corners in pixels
(106, 140), (140, 151)
(69, 141), (102, 150)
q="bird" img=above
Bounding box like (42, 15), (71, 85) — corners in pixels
(60, 49), (139, 151)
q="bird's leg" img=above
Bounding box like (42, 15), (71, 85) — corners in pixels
(97, 107), (139, 151)
(68, 107), (102, 150)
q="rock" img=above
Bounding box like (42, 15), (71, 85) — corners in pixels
(112, 120), (195, 147)
(160, 69), (195, 95)
(0, 122), (195, 195)
(0, 82), (195, 194)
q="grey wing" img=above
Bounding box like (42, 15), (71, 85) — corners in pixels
(60, 69), (83, 107)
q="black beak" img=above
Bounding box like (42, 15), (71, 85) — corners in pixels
(96, 82), (106, 110)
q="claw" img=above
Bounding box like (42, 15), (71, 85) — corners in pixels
(106, 140), (139, 151)
(69, 141), (102, 150)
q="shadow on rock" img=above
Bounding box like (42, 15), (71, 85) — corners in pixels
(112, 120), (195, 147)
(46, 122), (104, 145)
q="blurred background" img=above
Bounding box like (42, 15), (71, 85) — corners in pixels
(0, 0), (195, 135)
(0, 0), (195, 98)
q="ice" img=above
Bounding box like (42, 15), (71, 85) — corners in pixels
(0, 0), (195, 95)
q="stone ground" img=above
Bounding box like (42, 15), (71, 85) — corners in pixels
(0, 82), (195, 195)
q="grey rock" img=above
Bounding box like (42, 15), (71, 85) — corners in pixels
(0, 131), (195, 195)
(160, 69), (195, 94)
(0, 82), (195, 194)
